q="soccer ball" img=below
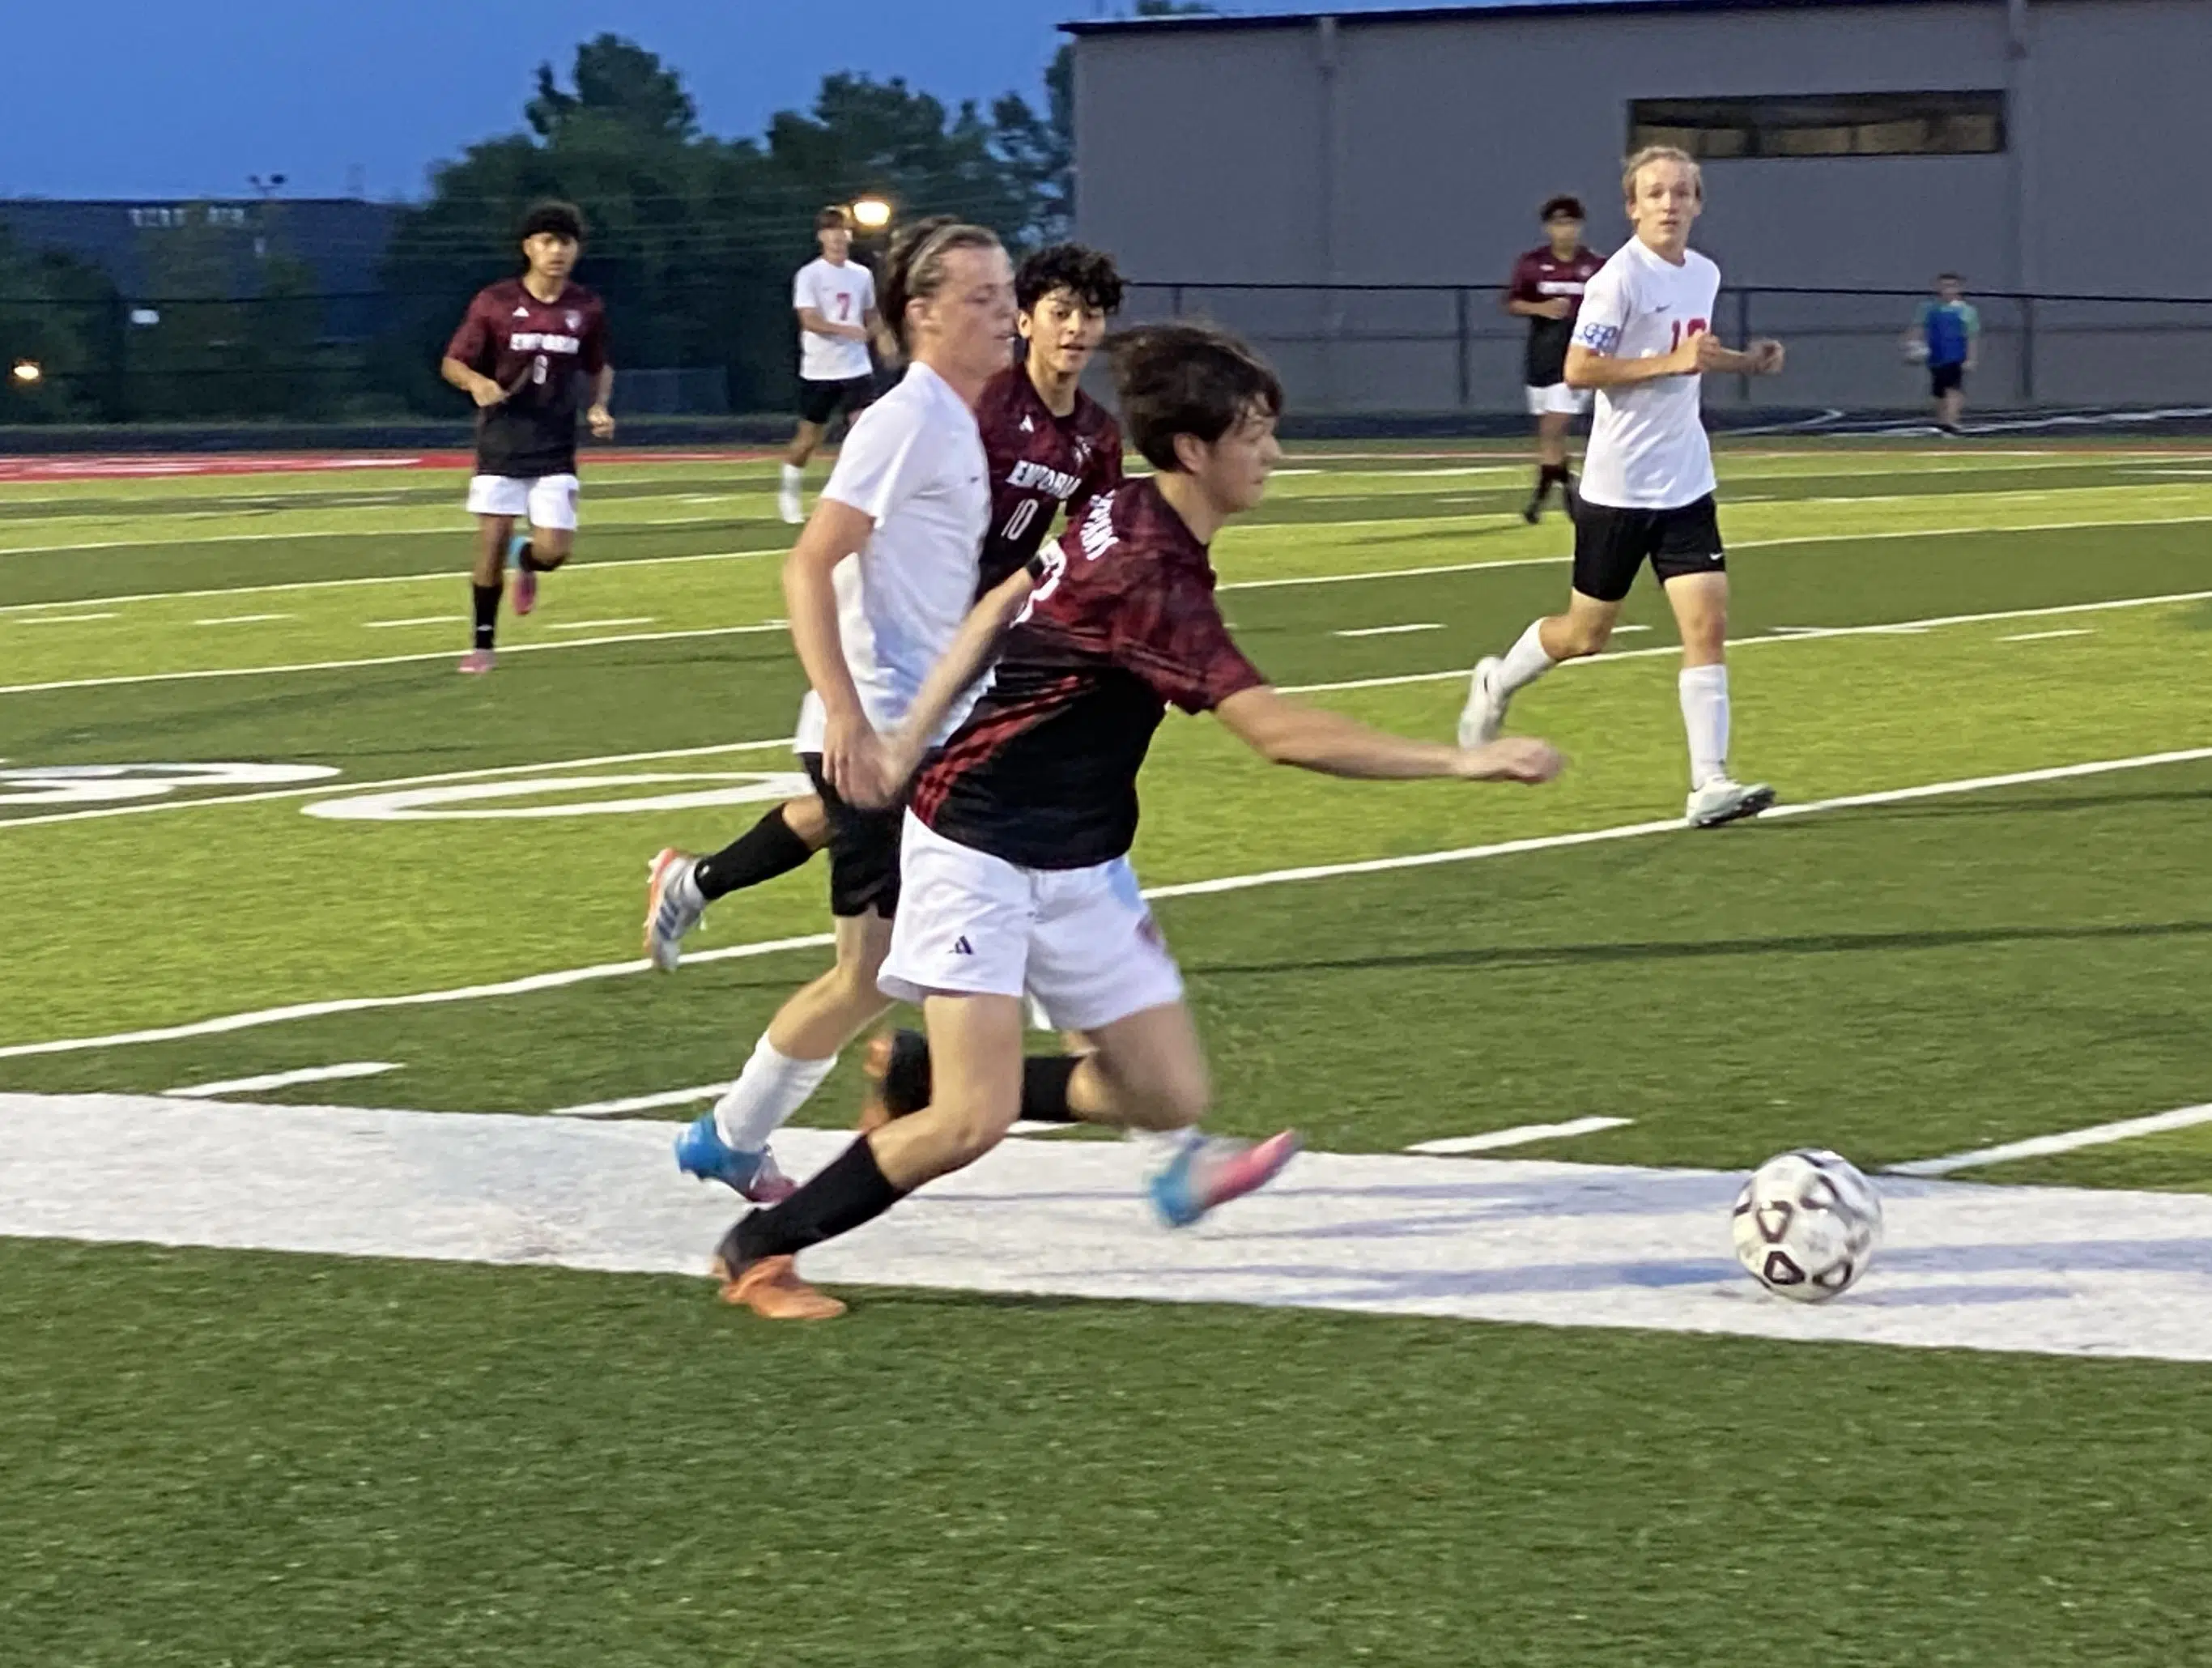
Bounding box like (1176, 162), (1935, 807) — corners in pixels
(1731, 1148), (1882, 1302)
(1903, 338), (1930, 364)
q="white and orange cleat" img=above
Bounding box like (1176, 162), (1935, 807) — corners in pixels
(644, 848), (705, 971)
(457, 648), (496, 674)
(713, 1249), (846, 1321)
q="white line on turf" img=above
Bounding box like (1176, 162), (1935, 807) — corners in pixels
(548, 1083), (727, 1118)
(1283, 589), (2212, 696)
(10, 1100), (2212, 1363)
(166, 1062), (398, 1098)
(1406, 1117), (1632, 1155)
(8, 745), (2208, 1062)
(549, 617), (654, 631)
(0, 619), (792, 697)
(1334, 623), (1444, 637)
(1887, 1103), (2212, 1177)
(362, 616), (457, 628)
(192, 613), (291, 626)
(11, 612), (117, 623)
(2000, 628), (2095, 642)
(0, 736), (798, 830)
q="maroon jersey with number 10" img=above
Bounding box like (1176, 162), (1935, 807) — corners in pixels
(914, 477), (1266, 871)
(445, 278), (610, 478)
(972, 363), (1122, 593)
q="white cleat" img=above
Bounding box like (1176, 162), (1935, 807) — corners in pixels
(1457, 656), (1510, 749)
(644, 848), (707, 971)
(1685, 777), (1777, 829)
(777, 481), (804, 525)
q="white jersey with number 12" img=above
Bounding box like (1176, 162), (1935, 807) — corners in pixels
(1570, 238), (1721, 512)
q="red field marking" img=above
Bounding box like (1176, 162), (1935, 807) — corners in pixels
(0, 448), (782, 482)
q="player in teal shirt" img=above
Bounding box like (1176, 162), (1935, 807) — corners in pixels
(1907, 273), (1980, 432)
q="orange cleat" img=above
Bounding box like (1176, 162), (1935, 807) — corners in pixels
(714, 1253), (847, 1320)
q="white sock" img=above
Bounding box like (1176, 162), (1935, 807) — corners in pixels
(712, 1033), (836, 1152)
(1678, 663), (1729, 788)
(1495, 619), (1556, 696)
(780, 462), (802, 491)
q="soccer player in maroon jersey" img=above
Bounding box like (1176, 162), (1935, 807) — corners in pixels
(440, 201), (614, 673)
(1505, 196), (1605, 523)
(710, 322), (1564, 1320)
(642, 244), (1128, 968)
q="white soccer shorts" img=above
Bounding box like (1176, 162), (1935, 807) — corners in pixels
(879, 812), (1185, 1034)
(1525, 383), (1593, 417)
(466, 473), (581, 530)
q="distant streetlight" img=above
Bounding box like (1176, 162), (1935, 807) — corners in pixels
(11, 360), (41, 385)
(849, 196), (892, 232)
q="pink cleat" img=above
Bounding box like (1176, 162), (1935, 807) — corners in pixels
(1149, 1129), (1302, 1227)
(512, 564), (538, 617)
(457, 648), (496, 674)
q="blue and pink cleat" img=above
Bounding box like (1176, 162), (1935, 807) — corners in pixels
(1149, 1130), (1302, 1228)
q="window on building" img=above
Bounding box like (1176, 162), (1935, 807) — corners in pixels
(1630, 92), (2006, 159)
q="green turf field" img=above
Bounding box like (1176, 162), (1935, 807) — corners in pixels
(3, 440), (2210, 1663)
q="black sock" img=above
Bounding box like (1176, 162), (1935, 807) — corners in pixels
(471, 581), (502, 649)
(695, 806), (816, 901)
(1531, 465), (1552, 501)
(1542, 462), (1571, 491)
(517, 543), (555, 573)
(870, 1034), (1081, 1125)
(733, 1135), (904, 1264)
(1019, 1054), (1081, 1123)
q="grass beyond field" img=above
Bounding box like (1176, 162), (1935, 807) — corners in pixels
(3, 440), (2210, 1663)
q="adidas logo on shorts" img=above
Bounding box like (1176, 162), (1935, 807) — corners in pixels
(951, 936), (974, 956)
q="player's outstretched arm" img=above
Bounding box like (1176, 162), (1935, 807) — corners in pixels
(868, 567), (1040, 802)
(1214, 687), (1563, 784)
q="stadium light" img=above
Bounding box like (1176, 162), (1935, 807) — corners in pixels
(850, 196), (892, 232)
(10, 360), (40, 385)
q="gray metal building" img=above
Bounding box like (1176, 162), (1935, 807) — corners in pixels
(1066, 0), (2212, 414)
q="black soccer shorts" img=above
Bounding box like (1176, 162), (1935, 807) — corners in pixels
(799, 752), (904, 920)
(797, 374), (878, 427)
(1571, 494), (1726, 604)
(1929, 361), (1966, 398)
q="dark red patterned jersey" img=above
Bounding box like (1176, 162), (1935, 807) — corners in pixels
(445, 277), (610, 477)
(1507, 245), (1604, 386)
(913, 478), (1266, 870)
(972, 363), (1123, 593)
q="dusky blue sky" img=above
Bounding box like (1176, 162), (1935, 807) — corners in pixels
(1, 0), (1518, 202)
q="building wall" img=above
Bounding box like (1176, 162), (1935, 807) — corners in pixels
(1072, 0), (2212, 412)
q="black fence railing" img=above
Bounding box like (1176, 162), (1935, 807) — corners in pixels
(4, 283), (2209, 425)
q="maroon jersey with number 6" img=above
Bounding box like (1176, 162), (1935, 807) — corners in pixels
(972, 363), (1122, 594)
(445, 278), (610, 478)
(913, 478), (1266, 870)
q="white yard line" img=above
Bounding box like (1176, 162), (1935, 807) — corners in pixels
(192, 613), (291, 626)
(10, 611), (118, 623)
(1888, 1104), (2212, 1178)
(0, 735), (798, 831)
(1406, 1117), (1632, 1155)
(1283, 589), (2212, 696)
(548, 1083), (726, 1118)
(0, 619), (791, 697)
(6, 746), (2207, 1063)
(2000, 628), (2095, 643)
(363, 616), (457, 628)
(549, 617), (654, 631)
(10, 1100), (2212, 1363)
(1334, 622), (1444, 638)
(166, 1062), (398, 1099)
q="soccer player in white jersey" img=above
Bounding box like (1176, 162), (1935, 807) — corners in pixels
(1458, 146), (1787, 829)
(780, 206), (891, 525)
(671, 219), (1013, 1202)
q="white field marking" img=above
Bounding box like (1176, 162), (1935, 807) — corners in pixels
(11, 1100), (2212, 1364)
(0, 544), (783, 619)
(1406, 1117), (1632, 1155)
(11, 611), (118, 623)
(192, 613), (290, 626)
(549, 617), (654, 631)
(363, 615), (457, 628)
(1611, 624), (1653, 634)
(0, 508), (766, 556)
(0, 736), (798, 831)
(11, 745), (2209, 1063)
(1218, 553), (1558, 591)
(2125, 468), (2212, 478)
(548, 1083), (725, 1118)
(1890, 1103), (2212, 1178)
(1333, 622), (1444, 638)
(2001, 628), (2095, 643)
(1281, 589), (2212, 696)
(304, 770), (810, 823)
(166, 1062), (398, 1099)
(0, 619), (791, 698)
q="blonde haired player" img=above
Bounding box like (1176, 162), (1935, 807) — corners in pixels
(1459, 146), (1786, 828)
